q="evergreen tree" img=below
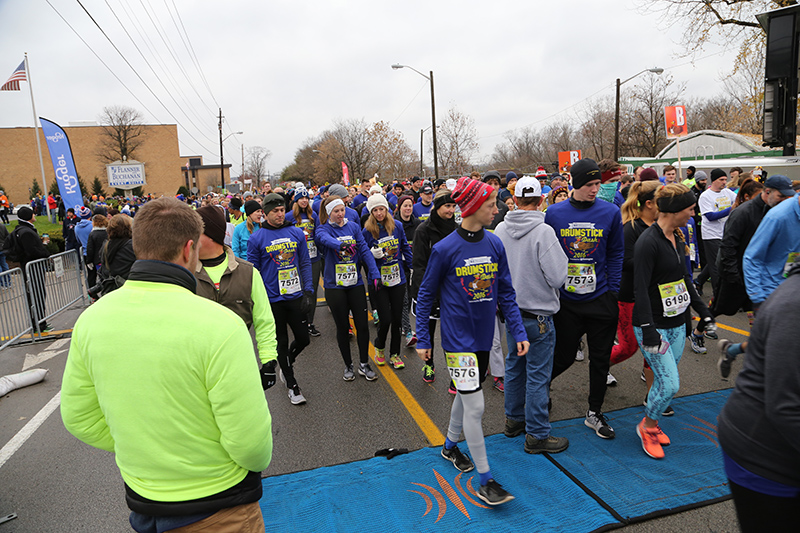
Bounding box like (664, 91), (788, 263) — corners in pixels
(91, 177), (105, 197)
(30, 178), (42, 198)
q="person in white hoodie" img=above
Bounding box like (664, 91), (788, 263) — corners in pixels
(494, 176), (570, 454)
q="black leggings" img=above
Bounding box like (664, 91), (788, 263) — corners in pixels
(374, 283), (405, 354)
(270, 297), (310, 388)
(729, 479), (800, 532)
(326, 285), (370, 366)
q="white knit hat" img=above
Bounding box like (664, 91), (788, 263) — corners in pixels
(366, 193), (389, 213)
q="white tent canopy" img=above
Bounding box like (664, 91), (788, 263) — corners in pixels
(656, 130), (763, 159)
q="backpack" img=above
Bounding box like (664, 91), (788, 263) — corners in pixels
(2, 228), (21, 263)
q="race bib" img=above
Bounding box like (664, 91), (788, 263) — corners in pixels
(445, 352), (480, 392)
(565, 263), (596, 294)
(307, 240), (317, 259)
(784, 252), (799, 278)
(658, 279), (690, 317)
(381, 263), (401, 287)
(335, 263), (357, 287)
(278, 267), (301, 295)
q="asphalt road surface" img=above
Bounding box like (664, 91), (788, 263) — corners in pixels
(0, 297), (747, 532)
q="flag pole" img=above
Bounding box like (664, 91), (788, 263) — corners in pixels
(24, 53), (51, 220)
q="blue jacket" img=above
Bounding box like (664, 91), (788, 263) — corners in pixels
(361, 224), (413, 286)
(315, 219), (379, 289)
(413, 201), (432, 222)
(75, 219), (93, 252)
(743, 195), (800, 304)
(247, 222), (312, 302)
(544, 198), (624, 302)
(415, 228), (527, 353)
(231, 221), (256, 260)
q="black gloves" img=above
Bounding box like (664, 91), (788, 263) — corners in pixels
(260, 360), (277, 390)
(300, 291), (314, 315)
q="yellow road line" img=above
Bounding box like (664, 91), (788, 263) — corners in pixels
(349, 317), (445, 446)
(692, 317), (750, 337)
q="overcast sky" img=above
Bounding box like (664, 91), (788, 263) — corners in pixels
(0, 0), (744, 176)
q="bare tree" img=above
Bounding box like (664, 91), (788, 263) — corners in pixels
(330, 118), (375, 182)
(244, 146), (272, 188)
(491, 127), (549, 170)
(367, 121), (417, 183)
(436, 105), (480, 176)
(623, 73), (686, 157)
(576, 96), (616, 160)
(97, 105), (146, 163)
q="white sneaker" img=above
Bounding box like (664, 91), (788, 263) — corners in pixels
(288, 385), (306, 405)
(606, 372), (617, 387)
(575, 350), (584, 362)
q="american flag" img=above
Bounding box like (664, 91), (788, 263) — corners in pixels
(1, 61), (26, 91)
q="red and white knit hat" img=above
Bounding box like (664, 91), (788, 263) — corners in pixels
(534, 166), (548, 178)
(451, 177), (494, 219)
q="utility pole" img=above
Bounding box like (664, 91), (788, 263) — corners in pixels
(429, 70), (439, 180)
(218, 108), (224, 190)
(420, 129), (424, 176)
(242, 144), (245, 186)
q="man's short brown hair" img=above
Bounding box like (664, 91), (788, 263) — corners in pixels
(663, 165), (676, 173)
(133, 198), (203, 262)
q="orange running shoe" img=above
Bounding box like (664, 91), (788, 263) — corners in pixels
(653, 422), (670, 446)
(637, 418), (665, 459)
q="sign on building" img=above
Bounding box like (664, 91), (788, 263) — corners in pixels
(107, 160), (146, 189)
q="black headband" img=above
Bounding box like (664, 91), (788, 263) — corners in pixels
(433, 192), (454, 210)
(638, 188), (657, 206)
(657, 191), (696, 213)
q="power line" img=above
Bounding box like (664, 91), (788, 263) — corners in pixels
(72, 0), (217, 154)
(43, 0), (196, 155)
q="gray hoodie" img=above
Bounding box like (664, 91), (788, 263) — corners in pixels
(494, 209), (567, 316)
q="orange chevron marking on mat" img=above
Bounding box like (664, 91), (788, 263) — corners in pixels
(682, 427), (719, 447)
(465, 475), (484, 503)
(411, 482), (446, 522)
(455, 472), (489, 509)
(690, 416), (718, 432)
(407, 490), (432, 517)
(434, 469), (470, 520)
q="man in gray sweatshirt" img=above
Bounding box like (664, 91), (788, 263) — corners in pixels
(494, 176), (570, 454)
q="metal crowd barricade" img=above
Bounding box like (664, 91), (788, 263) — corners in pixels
(0, 268), (34, 351)
(24, 249), (87, 336)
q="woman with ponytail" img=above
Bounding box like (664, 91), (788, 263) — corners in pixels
(286, 189), (323, 336)
(632, 183), (715, 459)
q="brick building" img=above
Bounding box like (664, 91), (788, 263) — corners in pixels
(0, 123), (230, 206)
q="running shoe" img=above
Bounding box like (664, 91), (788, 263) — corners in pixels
(477, 479), (514, 506)
(690, 333), (707, 354)
(637, 418), (665, 459)
(374, 347), (386, 366)
(524, 434), (569, 454)
(441, 444), (474, 473)
(718, 339), (734, 380)
(640, 369), (646, 382)
(405, 331), (417, 348)
(348, 325), (354, 338)
(308, 324), (321, 337)
(372, 310), (379, 327)
(643, 396), (675, 416)
(343, 365), (355, 381)
(585, 410), (615, 439)
(448, 381), (457, 395)
(652, 422), (670, 446)
(504, 418), (525, 438)
(606, 372), (618, 387)
(288, 385), (306, 405)
(704, 327), (718, 340)
(358, 363), (378, 381)
(693, 280), (703, 296)
(389, 354), (405, 369)
(575, 339), (585, 361)
(493, 377), (504, 393)
(422, 364), (435, 383)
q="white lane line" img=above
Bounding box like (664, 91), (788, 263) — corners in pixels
(0, 391), (61, 470)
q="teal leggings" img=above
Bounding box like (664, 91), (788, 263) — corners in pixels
(633, 325), (686, 420)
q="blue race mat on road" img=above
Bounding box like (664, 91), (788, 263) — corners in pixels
(548, 389), (732, 520)
(261, 437), (619, 533)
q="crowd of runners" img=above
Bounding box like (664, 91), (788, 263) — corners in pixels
(40, 157), (799, 530)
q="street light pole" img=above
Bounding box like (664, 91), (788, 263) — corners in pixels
(219, 108), (224, 189)
(392, 64), (439, 179)
(613, 67), (664, 161)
